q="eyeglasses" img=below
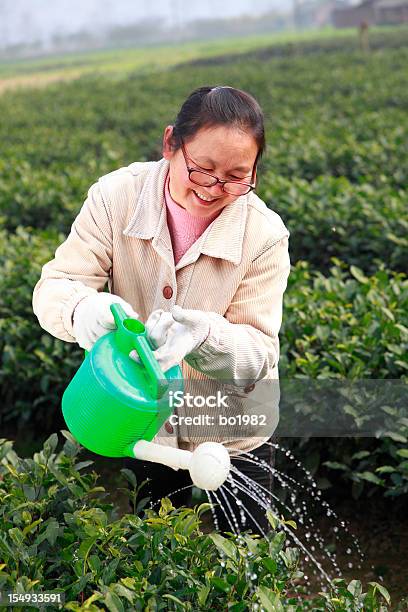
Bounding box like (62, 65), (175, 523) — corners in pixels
(180, 140), (256, 196)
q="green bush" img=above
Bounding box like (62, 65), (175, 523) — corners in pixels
(0, 159), (90, 233)
(0, 227), (83, 429)
(323, 438), (408, 498)
(260, 175), (407, 273)
(0, 433), (392, 611)
(278, 261), (408, 498)
(280, 260), (408, 380)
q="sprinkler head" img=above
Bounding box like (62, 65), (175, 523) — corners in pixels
(189, 442), (231, 491)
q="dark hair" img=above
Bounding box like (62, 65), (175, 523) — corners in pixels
(171, 86), (265, 163)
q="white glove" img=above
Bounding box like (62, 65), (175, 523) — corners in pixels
(72, 293), (139, 351)
(144, 309), (174, 350)
(130, 305), (210, 372)
(129, 309), (173, 364)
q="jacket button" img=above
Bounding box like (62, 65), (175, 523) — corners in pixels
(163, 285), (173, 299)
(165, 421), (174, 434)
(244, 383), (255, 393)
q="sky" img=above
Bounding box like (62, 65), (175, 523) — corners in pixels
(0, 0), (295, 49)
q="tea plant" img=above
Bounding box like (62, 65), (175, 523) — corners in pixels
(260, 174), (407, 273)
(281, 261), (408, 380)
(0, 433), (392, 610)
(0, 227), (83, 429)
(279, 261), (407, 497)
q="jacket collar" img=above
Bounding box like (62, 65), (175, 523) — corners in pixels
(123, 158), (248, 266)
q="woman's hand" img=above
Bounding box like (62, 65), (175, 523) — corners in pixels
(73, 293), (139, 351)
(130, 306), (210, 372)
(143, 309), (174, 350)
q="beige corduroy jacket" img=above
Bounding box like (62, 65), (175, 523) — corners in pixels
(32, 158), (290, 454)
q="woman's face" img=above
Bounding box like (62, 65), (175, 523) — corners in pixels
(163, 124), (258, 218)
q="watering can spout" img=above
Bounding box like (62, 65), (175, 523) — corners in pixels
(125, 440), (192, 471)
(127, 440), (231, 491)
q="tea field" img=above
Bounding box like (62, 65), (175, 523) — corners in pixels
(1, 27), (408, 607)
(0, 25), (401, 88)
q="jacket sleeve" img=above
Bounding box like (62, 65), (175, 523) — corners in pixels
(185, 235), (290, 384)
(32, 182), (113, 342)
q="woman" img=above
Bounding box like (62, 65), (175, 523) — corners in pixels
(32, 85), (290, 534)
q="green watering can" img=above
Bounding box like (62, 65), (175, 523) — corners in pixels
(62, 302), (231, 491)
(62, 303), (183, 459)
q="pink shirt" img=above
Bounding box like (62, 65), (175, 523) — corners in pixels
(164, 172), (220, 265)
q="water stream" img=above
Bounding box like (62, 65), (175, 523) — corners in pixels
(147, 441), (364, 589)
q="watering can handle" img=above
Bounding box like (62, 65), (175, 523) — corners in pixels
(131, 334), (169, 400)
(110, 303), (169, 400)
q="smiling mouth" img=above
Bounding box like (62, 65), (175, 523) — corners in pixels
(193, 190), (219, 203)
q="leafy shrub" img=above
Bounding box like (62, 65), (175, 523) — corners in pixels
(0, 227), (83, 430)
(260, 175), (407, 273)
(279, 261), (408, 498)
(0, 432), (392, 611)
(0, 159), (90, 233)
(324, 439), (408, 499)
(280, 260), (408, 379)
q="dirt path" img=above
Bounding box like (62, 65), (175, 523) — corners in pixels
(0, 70), (84, 95)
